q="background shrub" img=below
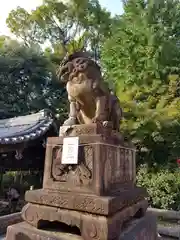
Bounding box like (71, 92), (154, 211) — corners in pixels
(1, 171), (43, 197)
(137, 164), (180, 210)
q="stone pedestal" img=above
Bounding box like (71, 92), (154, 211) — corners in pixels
(5, 124), (157, 240)
(5, 214), (157, 240)
(43, 134), (136, 195)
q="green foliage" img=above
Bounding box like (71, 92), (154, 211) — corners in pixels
(101, 0), (180, 166)
(7, 0), (113, 57)
(102, 0), (180, 86)
(0, 37), (67, 117)
(3, 0), (114, 121)
(2, 171), (43, 194)
(137, 165), (180, 210)
(4, 0), (114, 119)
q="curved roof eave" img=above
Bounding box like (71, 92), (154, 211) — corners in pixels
(0, 109), (57, 144)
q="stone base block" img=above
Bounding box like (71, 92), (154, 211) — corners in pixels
(59, 123), (112, 137)
(25, 187), (147, 216)
(5, 214), (157, 240)
(0, 212), (22, 234)
(119, 213), (157, 240)
(20, 199), (148, 240)
(43, 134), (136, 196)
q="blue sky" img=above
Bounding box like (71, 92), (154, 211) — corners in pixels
(99, 0), (124, 15)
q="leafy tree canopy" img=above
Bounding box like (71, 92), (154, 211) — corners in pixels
(0, 36), (67, 120)
(6, 0), (113, 58)
(101, 0), (180, 167)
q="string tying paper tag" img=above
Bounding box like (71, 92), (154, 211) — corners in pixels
(47, 142), (136, 151)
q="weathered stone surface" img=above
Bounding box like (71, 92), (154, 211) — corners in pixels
(57, 52), (123, 132)
(20, 200), (148, 239)
(59, 124), (132, 147)
(120, 213), (157, 240)
(25, 187), (147, 216)
(6, 214), (157, 240)
(0, 212), (22, 234)
(5, 126), (157, 239)
(43, 132), (136, 196)
(6, 222), (81, 240)
(59, 123), (112, 137)
(5, 51), (157, 239)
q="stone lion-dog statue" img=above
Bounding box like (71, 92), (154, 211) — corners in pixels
(57, 51), (123, 132)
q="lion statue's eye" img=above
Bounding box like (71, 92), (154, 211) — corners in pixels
(78, 65), (84, 70)
(75, 58), (84, 65)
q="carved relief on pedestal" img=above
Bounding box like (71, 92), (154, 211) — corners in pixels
(60, 124), (101, 136)
(21, 199), (148, 240)
(22, 203), (82, 230)
(103, 145), (136, 192)
(22, 204), (39, 227)
(82, 219), (106, 240)
(51, 145), (93, 187)
(22, 203), (108, 239)
(73, 196), (105, 214)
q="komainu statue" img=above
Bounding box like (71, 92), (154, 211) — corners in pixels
(57, 51), (123, 132)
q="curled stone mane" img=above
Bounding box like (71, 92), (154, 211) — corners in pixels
(57, 51), (101, 82)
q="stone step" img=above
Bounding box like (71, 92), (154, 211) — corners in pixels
(0, 212), (22, 235)
(158, 223), (180, 239)
(159, 237), (177, 240)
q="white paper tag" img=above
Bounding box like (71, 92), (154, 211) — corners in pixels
(61, 137), (79, 164)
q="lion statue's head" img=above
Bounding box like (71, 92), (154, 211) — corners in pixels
(57, 51), (102, 85)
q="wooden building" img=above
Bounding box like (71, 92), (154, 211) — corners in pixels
(0, 109), (58, 172)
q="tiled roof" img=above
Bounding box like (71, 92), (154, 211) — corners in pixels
(0, 109), (55, 144)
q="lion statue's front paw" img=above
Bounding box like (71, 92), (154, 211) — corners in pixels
(103, 121), (113, 128)
(102, 121), (109, 127)
(63, 117), (77, 126)
(92, 117), (101, 123)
